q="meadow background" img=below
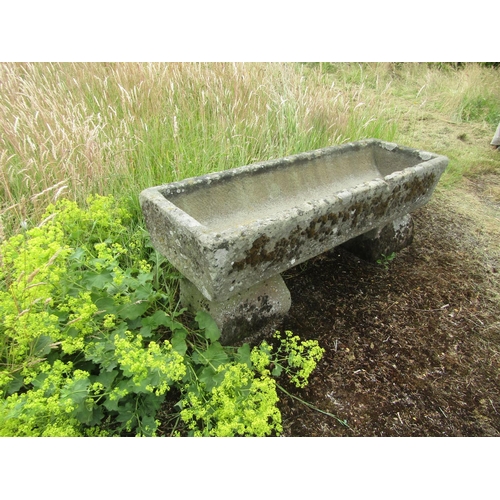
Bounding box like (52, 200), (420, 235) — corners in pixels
(2, 62), (499, 237)
(1, 62), (499, 437)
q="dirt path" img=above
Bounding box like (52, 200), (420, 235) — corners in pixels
(278, 175), (500, 436)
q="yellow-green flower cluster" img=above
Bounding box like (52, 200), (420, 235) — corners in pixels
(250, 341), (273, 376)
(103, 313), (117, 329)
(0, 213), (70, 376)
(93, 241), (127, 274)
(114, 332), (186, 396)
(180, 392), (208, 436)
(0, 360), (83, 436)
(181, 362), (282, 437)
(0, 225), (71, 301)
(0, 194), (184, 436)
(43, 195), (131, 243)
(137, 259), (151, 274)
(1, 310), (60, 371)
(58, 292), (98, 354)
(0, 223), (70, 312)
(275, 330), (325, 388)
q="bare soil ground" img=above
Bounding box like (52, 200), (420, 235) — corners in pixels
(278, 176), (500, 436)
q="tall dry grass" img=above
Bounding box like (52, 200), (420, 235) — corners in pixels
(0, 62), (400, 236)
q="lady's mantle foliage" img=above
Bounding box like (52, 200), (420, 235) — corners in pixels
(0, 195), (325, 436)
(0, 195), (185, 436)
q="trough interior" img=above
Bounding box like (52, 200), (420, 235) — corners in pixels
(162, 144), (425, 232)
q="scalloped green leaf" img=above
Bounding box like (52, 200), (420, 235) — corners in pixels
(195, 311), (221, 342)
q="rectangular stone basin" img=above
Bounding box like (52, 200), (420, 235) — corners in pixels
(140, 139), (448, 303)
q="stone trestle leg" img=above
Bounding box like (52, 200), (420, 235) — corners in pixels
(180, 274), (291, 345)
(341, 215), (414, 262)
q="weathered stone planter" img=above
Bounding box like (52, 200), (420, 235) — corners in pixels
(140, 139), (448, 343)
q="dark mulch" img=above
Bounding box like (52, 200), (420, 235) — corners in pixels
(157, 194), (500, 437)
(278, 201), (500, 436)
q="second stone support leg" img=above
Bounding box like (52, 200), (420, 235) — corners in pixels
(341, 214), (414, 262)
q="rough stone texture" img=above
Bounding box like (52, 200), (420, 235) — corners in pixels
(180, 274), (291, 345)
(140, 139), (449, 304)
(342, 214), (415, 262)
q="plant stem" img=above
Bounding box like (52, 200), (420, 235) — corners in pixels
(276, 383), (353, 431)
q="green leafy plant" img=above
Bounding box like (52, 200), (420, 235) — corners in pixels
(0, 195), (329, 436)
(250, 330), (325, 388)
(247, 329), (351, 430)
(0, 195), (186, 436)
(174, 311), (282, 437)
(376, 252), (396, 270)
(176, 321), (326, 437)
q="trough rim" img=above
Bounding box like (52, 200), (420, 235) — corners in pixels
(139, 138), (449, 243)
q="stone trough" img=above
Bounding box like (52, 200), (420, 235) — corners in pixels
(140, 139), (448, 344)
